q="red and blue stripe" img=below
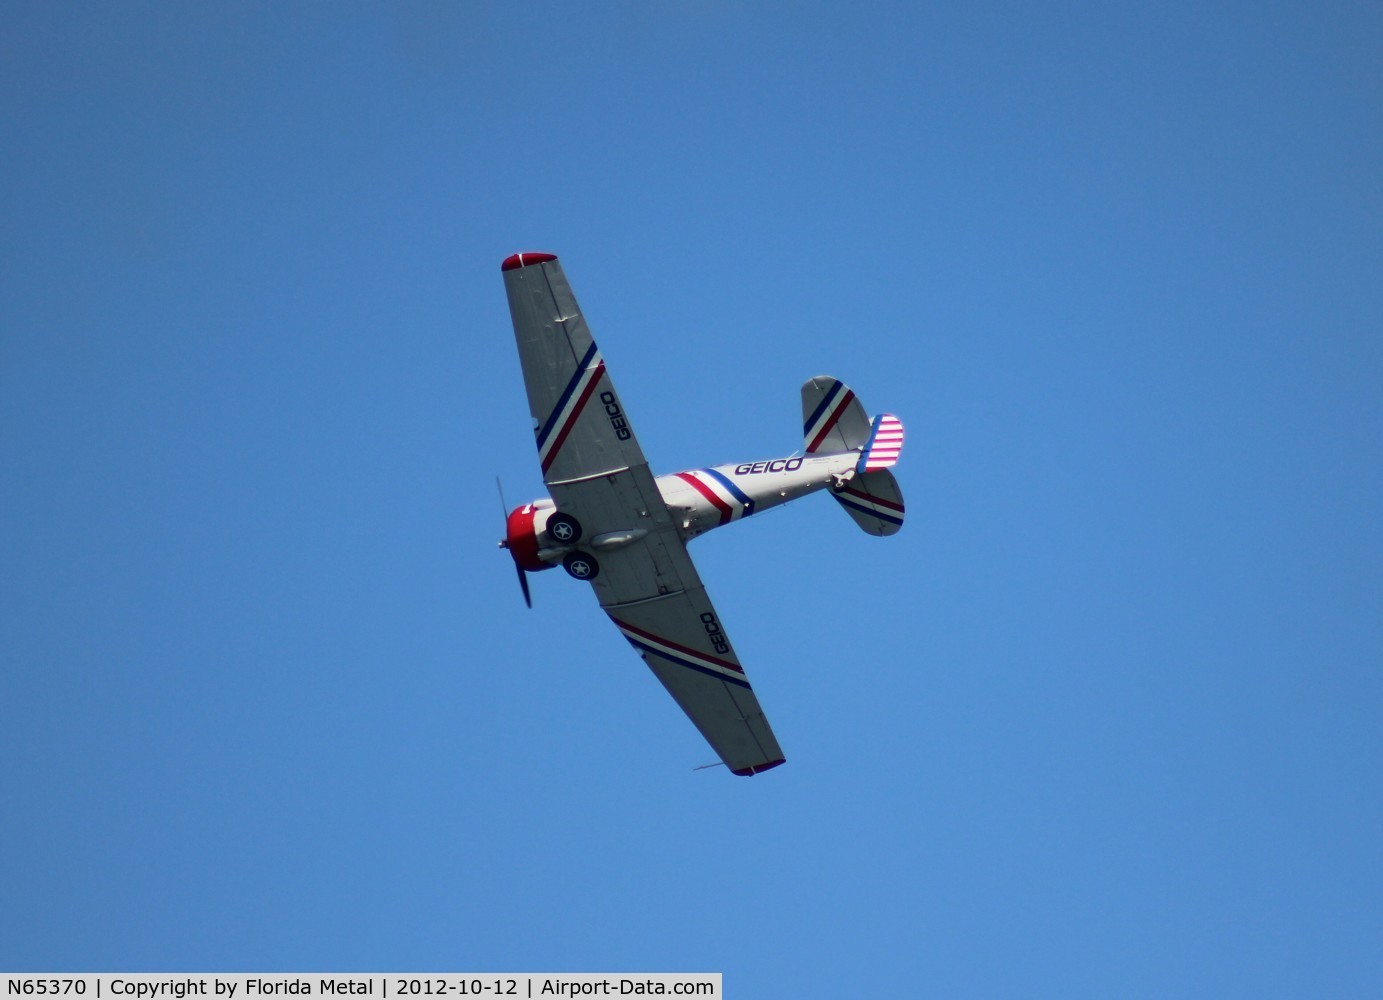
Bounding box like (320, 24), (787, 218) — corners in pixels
(609, 616), (751, 689)
(675, 469), (756, 526)
(803, 379), (857, 453)
(535, 342), (605, 474)
(836, 485), (905, 526)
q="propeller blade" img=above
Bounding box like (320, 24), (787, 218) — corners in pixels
(499, 476), (529, 608)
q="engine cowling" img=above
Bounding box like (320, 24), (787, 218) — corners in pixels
(502, 503), (562, 572)
(503, 505), (543, 572)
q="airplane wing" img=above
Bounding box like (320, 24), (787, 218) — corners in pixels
(606, 585), (784, 775)
(502, 252), (785, 775)
(502, 252), (650, 484)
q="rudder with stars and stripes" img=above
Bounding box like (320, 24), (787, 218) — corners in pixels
(856, 414), (904, 473)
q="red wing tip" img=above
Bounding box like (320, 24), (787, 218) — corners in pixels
(731, 758), (787, 776)
(501, 252), (558, 272)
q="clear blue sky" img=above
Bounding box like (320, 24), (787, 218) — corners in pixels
(3, 2), (1380, 995)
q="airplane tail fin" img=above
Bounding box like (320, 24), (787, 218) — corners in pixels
(801, 376), (872, 454)
(801, 377), (906, 536)
(856, 414), (904, 473)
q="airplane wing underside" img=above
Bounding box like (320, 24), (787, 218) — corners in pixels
(547, 461), (785, 775)
(605, 584), (785, 776)
(502, 253), (785, 774)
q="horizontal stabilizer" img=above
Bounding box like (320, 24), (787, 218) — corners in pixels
(832, 468), (904, 536)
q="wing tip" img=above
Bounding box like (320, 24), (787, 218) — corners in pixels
(731, 758), (786, 777)
(501, 251), (558, 272)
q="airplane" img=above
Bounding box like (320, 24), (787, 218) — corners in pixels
(497, 252), (905, 776)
